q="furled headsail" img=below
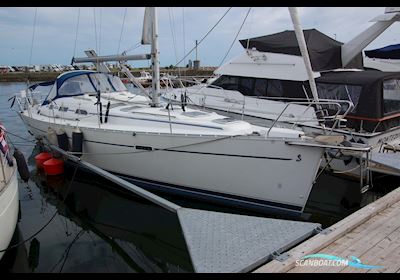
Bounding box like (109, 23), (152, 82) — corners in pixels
(142, 7), (154, 45)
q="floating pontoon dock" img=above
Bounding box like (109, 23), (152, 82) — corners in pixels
(254, 185), (400, 273)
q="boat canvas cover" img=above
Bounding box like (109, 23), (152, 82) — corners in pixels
(316, 71), (400, 118)
(239, 29), (363, 72)
(315, 70), (400, 132)
(365, 44), (400, 59)
(42, 70), (97, 104)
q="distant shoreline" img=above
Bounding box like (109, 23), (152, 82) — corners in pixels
(0, 68), (216, 83)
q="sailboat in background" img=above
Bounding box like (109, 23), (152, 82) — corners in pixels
(15, 7), (366, 215)
(364, 43), (400, 71)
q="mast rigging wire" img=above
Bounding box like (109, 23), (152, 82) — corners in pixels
(168, 8), (181, 78)
(182, 7), (186, 76)
(28, 7), (38, 67)
(123, 42), (142, 54)
(219, 7), (252, 67)
(73, 8), (81, 58)
(117, 8), (128, 54)
(168, 8), (179, 63)
(245, 7), (255, 50)
(99, 8), (103, 55)
(173, 7), (232, 68)
(93, 8), (98, 54)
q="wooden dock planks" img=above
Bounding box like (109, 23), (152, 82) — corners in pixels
(254, 186), (400, 273)
(288, 201), (400, 273)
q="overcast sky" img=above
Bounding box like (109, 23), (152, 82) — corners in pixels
(0, 7), (399, 67)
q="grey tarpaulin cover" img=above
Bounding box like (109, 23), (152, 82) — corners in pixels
(239, 29), (363, 71)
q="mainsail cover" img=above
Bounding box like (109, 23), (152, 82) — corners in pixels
(142, 7), (154, 45)
(239, 29), (363, 71)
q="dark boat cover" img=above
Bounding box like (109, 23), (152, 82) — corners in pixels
(316, 71), (400, 119)
(239, 29), (363, 72)
(365, 44), (400, 59)
(315, 71), (400, 132)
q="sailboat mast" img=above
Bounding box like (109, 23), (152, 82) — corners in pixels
(288, 7), (320, 104)
(151, 7), (160, 107)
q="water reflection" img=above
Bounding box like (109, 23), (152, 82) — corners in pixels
(19, 162), (194, 272)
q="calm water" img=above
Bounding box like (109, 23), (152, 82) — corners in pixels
(0, 82), (398, 273)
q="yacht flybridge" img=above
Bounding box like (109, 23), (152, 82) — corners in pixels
(162, 7), (400, 179)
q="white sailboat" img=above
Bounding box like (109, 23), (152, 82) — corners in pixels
(16, 7), (352, 215)
(162, 7), (400, 179)
(0, 124), (19, 260)
(364, 44), (400, 71)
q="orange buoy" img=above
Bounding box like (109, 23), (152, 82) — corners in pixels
(35, 152), (52, 169)
(43, 158), (64, 176)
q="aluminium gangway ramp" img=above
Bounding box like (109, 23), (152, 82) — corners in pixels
(48, 143), (320, 273)
(367, 151), (400, 176)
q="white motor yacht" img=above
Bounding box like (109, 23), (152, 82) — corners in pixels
(162, 8), (400, 179)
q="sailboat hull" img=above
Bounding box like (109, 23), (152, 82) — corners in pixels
(0, 159), (19, 260)
(21, 114), (323, 215)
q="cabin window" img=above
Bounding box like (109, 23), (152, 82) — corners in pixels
(210, 75), (238, 91)
(58, 75), (96, 96)
(135, 145), (153, 151)
(267, 80), (284, 97)
(253, 79), (284, 97)
(383, 79), (400, 115)
(59, 106), (68, 112)
(316, 83), (362, 113)
(75, 109), (87, 115)
(211, 75), (284, 98)
(238, 77), (255, 96)
(254, 79), (268, 96)
(31, 84), (54, 103)
(109, 75), (128, 92)
(89, 73), (115, 93)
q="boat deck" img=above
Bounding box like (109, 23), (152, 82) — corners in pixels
(254, 185), (400, 273)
